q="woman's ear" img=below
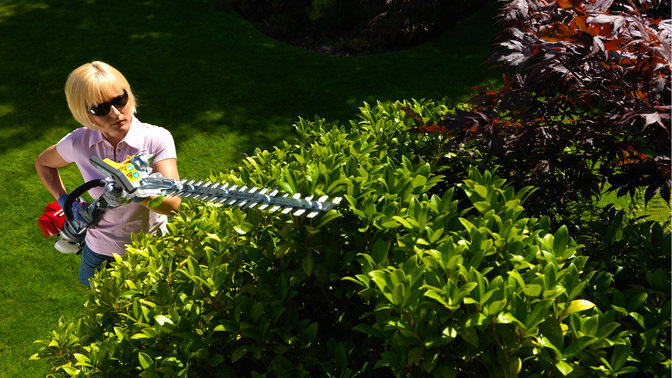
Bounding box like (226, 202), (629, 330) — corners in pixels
(86, 113), (99, 129)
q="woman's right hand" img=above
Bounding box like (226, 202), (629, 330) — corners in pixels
(101, 177), (135, 208)
(58, 193), (90, 227)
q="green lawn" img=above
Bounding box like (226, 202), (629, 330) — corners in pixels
(0, 1), (503, 375)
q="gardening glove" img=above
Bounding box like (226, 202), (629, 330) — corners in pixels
(58, 194), (90, 228)
(101, 177), (137, 208)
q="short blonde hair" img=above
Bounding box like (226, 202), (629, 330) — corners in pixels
(64, 61), (137, 128)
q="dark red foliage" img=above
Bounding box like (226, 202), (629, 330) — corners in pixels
(434, 0), (671, 212)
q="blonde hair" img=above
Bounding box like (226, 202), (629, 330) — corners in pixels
(64, 61), (137, 128)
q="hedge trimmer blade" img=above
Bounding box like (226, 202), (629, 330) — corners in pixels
(90, 153), (342, 218)
(165, 179), (341, 218)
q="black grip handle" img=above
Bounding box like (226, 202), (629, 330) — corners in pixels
(63, 179), (106, 228)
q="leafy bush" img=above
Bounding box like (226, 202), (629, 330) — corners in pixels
(580, 206), (671, 376)
(416, 0), (671, 216)
(32, 100), (666, 377)
(231, 0), (486, 53)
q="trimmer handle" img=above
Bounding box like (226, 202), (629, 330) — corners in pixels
(62, 179), (106, 240)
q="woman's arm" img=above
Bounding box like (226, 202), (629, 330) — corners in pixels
(138, 158), (182, 216)
(35, 145), (70, 199)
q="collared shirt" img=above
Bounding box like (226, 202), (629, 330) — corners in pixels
(56, 116), (177, 257)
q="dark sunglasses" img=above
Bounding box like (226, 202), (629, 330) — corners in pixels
(88, 89), (129, 116)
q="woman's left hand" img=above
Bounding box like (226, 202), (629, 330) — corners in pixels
(141, 158), (181, 215)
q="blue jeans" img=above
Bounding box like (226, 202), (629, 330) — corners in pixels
(79, 244), (116, 287)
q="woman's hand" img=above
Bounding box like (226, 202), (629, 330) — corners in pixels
(139, 158), (181, 216)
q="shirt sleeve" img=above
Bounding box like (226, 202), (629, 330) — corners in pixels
(55, 132), (76, 163)
(151, 127), (177, 163)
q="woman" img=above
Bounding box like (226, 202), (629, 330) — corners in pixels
(35, 61), (181, 287)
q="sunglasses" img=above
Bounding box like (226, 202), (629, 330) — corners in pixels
(88, 89), (129, 116)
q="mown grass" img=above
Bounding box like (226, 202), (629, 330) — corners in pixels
(0, 0), (503, 375)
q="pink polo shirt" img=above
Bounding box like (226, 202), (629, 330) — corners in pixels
(56, 116), (177, 257)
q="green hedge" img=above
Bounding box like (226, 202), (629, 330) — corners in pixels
(32, 100), (669, 377)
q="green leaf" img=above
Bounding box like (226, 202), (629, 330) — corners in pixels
(392, 215), (414, 229)
(301, 254), (314, 276)
(540, 319), (564, 351)
(408, 346), (424, 366)
(487, 299), (507, 316)
(187, 256), (201, 277)
(611, 343), (631, 371)
(233, 224), (250, 234)
(442, 326), (457, 342)
(141, 327), (157, 339)
(304, 322), (318, 342)
(61, 366), (79, 375)
(371, 238), (390, 264)
(553, 225), (569, 256)
(525, 299), (553, 330)
(370, 270), (390, 297)
(582, 315), (599, 336)
(209, 354), (226, 368)
(473, 201), (492, 213)
(334, 341), (347, 372)
(148, 196), (164, 209)
(231, 347), (248, 363)
(626, 292), (647, 312)
(314, 209), (342, 228)
(523, 284), (542, 297)
(555, 360), (573, 375)
(465, 312), (487, 327)
(461, 326), (478, 347)
(628, 312), (646, 330)
(474, 184), (488, 199)
(154, 315), (173, 326)
(422, 350), (440, 373)
(392, 283), (404, 306)
(651, 267), (669, 292)
(112, 326), (125, 341)
(380, 220), (400, 229)
(543, 261), (557, 288)
(563, 336), (597, 358)
(213, 321), (235, 333)
(496, 313), (525, 328)
(538, 336), (561, 358)
(138, 352), (154, 370)
(541, 233), (554, 252)
(564, 299), (595, 315)
(504, 199), (521, 210)
(594, 322), (620, 341)
(604, 211), (624, 244)
(425, 290), (449, 308)
(73, 353), (91, 367)
(352, 323), (384, 338)
(412, 175), (427, 188)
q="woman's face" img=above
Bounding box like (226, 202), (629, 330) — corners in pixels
(87, 89), (133, 143)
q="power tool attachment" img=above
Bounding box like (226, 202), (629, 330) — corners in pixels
(38, 152), (341, 253)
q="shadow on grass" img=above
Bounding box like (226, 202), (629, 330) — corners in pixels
(0, 0), (501, 159)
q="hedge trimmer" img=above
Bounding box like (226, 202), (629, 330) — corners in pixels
(38, 152), (342, 254)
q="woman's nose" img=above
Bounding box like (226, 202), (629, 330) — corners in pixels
(109, 104), (122, 116)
